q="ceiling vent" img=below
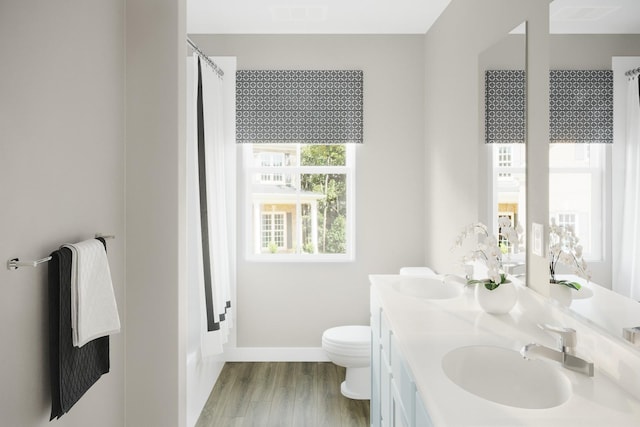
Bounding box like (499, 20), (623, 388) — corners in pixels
(551, 6), (620, 21)
(271, 5), (327, 22)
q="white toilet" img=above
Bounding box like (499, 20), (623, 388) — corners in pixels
(399, 266), (437, 277)
(322, 325), (371, 400)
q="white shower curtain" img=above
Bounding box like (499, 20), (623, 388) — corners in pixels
(191, 54), (233, 356)
(615, 75), (640, 299)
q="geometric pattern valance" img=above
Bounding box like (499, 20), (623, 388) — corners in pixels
(485, 70), (526, 144)
(485, 69), (613, 144)
(550, 70), (613, 144)
(236, 70), (363, 144)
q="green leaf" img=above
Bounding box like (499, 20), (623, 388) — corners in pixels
(554, 280), (581, 291)
(484, 282), (500, 291)
(466, 279), (501, 291)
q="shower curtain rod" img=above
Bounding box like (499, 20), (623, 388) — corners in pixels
(187, 38), (224, 79)
(625, 67), (640, 78)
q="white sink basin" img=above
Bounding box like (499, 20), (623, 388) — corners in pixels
(441, 345), (572, 409)
(392, 276), (462, 300)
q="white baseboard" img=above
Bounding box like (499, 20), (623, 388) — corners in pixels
(224, 346), (330, 362)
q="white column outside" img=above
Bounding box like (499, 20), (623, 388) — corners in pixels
(310, 200), (319, 254)
(253, 202), (262, 254)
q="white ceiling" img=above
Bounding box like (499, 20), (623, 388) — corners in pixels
(187, 0), (452, 34)
(187, 0), (640, 35)
(549, 0), (640, 34)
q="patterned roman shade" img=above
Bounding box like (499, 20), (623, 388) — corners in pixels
(550, 70), (613, 143)
(236, 70), (363, 144)
(485, 70), (526, 144)
(485, 70), (613, 144)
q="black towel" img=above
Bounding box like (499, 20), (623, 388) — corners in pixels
(49, 238), (110, 420)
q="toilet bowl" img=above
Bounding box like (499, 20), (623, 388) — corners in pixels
(322, 325), (371, 400)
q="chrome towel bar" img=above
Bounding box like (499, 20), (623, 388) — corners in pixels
(7, 234), (115, 270)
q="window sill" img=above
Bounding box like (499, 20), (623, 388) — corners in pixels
(245, 253), (355, 263)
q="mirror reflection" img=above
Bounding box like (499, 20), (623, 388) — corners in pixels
(479, 25), (527, 266)
(480, 1), (640, 347)
(546, 0), (640, 344)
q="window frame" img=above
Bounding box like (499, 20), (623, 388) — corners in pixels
(259, 152), (285, 185)
(242, 143), (356, 262)
(261, 211), (287, 251)
(548, 143), (605, 261)
(490, 143), (606, 263)
(490, 144), (526, 260)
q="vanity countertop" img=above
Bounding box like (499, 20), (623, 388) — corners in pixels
(370, 274), (640, 427)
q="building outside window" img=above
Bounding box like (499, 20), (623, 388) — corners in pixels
(493, 144), (526, 256)
(261, 212), (286, 251)
(549, 144), (604, 259)
(497, 145), (513, 178)
(259, 152), (285, 184)
(244, 143), (355, 260)
(492, 143), (605, 260)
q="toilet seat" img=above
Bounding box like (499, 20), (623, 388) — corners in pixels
(322, 325), (370, 350)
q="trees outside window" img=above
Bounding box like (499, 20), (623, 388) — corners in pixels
(244, 143), (354, 260)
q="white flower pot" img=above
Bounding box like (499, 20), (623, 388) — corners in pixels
(475, 281), (517, 314)
(549, 282), (572, 306)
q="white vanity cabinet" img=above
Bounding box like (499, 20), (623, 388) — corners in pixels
(370, 274), (640, 427)
(371, 293), (433, 427)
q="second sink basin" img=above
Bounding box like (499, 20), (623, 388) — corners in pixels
(441, 345), (572, 409)
(392, 276), (462, 300)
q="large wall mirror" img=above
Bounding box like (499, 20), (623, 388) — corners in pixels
(544, 0), (640, 346)
(478, 23), (526, 268)
(479, 1), (640, 351)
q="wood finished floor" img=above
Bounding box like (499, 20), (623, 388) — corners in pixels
(195, 362), (370, 427)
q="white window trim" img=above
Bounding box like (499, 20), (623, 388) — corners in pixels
(243, 144), (356, 262)
(549, 156), (605, 262)
(490, 145), (526, 261)
(489, 144), (606, 263)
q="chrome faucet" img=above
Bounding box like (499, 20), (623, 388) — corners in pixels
(521, 324), (594, 377)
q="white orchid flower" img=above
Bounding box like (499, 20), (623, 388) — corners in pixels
(574, 245), (583, 258)
(498, 216), (512, 228)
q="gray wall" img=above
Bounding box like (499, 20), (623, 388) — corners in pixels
(423, 0), (551, 293)
(190, 35), (426, 348)
(549, 35), (640, 69)
(1, 1), (189, 425)
(126, 0), (187, 425)
(0, 1), (125, 426)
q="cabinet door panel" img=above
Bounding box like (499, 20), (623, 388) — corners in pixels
(380, 351), (392, 424)
(371, 316), (382, 427)
(415, 391), (434, 427)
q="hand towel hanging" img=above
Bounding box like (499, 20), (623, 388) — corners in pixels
(49, 243), (110, 419)
(62, 239), (120, 347)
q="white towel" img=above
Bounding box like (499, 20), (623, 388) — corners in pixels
(63, 239), (121, 347)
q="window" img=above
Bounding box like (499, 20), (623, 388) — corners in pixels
(492, 144), (526, 256)
(549, 144), (604, 260)
(491, 144), (605, 260)
(244, 143), (355, 260)
(259, 152), (285, 184)
(497, 146), (512, 178)
(261, 212), (286, 251)
(555, 213), (576, 229)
